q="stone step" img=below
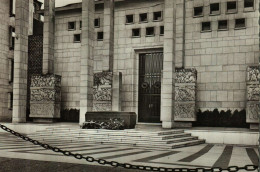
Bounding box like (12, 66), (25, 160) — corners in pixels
(26, 127), (205, 150)
(166, 136), (198, 144)
(28, 136), (200, 148)
(162, 133), (191, 140)
(29, 134), (196, 143)
(28, 130), (185, 138)
(42, 128), (185, 136)
(171, 140), (206, 149)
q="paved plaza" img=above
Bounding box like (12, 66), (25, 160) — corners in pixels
(0, 131), (258, 171)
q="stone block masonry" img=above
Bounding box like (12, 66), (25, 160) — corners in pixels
(0, 0), (14, 121)
(184, 0), (259, 111)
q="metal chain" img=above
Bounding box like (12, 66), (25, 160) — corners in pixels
(0, 124), (258, 172)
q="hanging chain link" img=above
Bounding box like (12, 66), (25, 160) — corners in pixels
(0, 124), (258, 172)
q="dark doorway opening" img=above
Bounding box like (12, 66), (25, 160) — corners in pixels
(138, 52), (163, 123)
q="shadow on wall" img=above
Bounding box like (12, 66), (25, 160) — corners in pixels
(193, 109), (249, 128)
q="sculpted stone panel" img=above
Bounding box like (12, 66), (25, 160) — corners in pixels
(93, 86), (112, 101)
(93, 102), (112, 111)
(30, 103), (60, 118)
(31, 88), (61, 102)
(247, 66), (260, 82)
(174, 103), (196, 121)
(247, 84), (260, 101)
(31, 74), (61, 87)
(175, 85), (196, 101)
(30, 74), (61, 119)
(174, 68), (197, 122)
(246, 66), (260, 125)
(94, 72), (112, 86)
(246, 103), (259, 123)
(176, 68), (197, 83)
(93, 72), (113, 111)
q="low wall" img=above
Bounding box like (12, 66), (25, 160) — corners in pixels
(185, 129), (259, 146)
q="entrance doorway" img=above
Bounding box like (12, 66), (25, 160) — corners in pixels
(138, 52), (163, 123)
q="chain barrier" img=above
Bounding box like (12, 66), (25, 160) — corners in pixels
(0, 124), (258, 172)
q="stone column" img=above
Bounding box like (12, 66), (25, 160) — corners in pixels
(80, 0), (95, 124)
(112, 72), (122, 111)
(161, 0), (176, 128)
(42, 0), (55, 74)
(175, 0), (185, 68)
(12, 0), (30, 123)
(103, 0), (114, 71)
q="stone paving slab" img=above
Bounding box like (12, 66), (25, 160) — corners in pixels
(0, 132), (258, 171)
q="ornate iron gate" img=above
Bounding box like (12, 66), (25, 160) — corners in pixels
(138, 52), (163, 123)
(27, 35), (43, 120)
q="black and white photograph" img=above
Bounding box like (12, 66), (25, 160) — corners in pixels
(0, 0), (259, 171)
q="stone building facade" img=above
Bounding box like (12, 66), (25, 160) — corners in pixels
(0, 0), (259, 129)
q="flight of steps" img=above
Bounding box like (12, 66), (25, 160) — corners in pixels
(27, 127), (205, 149)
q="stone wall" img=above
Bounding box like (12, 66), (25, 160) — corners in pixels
(113, 0), (164, 112)
(0, 0), (14, 121)
(54, 0), (164, 112)
(54, 11), (82, 110)
(184, 0), (259, 111)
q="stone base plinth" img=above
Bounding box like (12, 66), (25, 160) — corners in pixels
(85, 112), (136, 129)
(33, 118), (57, 123)
(249, 123), (259, 130)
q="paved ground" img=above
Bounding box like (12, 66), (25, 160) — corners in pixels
(0, 132), (258, 172)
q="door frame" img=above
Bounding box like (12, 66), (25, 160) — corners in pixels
(133, 47), (163, 124)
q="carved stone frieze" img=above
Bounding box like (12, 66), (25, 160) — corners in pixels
(31, 87), (61, 102)
(246, 66), (260, 126)
(93, 72), (113, 111)
(93, 86), (112, 101)
(176, 68), (197, 83)
(247, 66), (260, 83)
(247, 84), (260, 101)
(174, 68), (197, 122)
(31, 74), (61, 87)
(30, 74), (61, 120)
(246, 103), (259, 123)
(30, 103), (60, 118)
(175, 85), (196, 102)
(93, 101), (112, 111)
(94, 71), (112, 86)
(174, 103), (196, 121)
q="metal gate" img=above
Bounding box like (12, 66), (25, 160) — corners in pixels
(138, 52), (163, 123)
(27, 35), (43, 120)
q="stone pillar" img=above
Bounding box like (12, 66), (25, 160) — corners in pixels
(112, 72), (122, 111)
(175, 0), (185, 68)
(161, 0), (176, 128)
(246, 66), (260, 129)
(103, 0), (114, 71)
(80, 0), (95, 124)
(42, 0), (55, 74)
(12, 0), (30, 123)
